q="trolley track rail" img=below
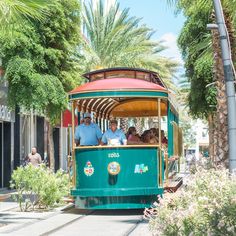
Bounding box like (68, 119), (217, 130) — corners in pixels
(43, 208), (146, 236)
(41, 208), (96, 236)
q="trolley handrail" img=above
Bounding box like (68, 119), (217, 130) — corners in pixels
(74, 144), (160, 149)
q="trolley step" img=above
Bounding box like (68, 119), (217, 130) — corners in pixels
(164, 176), (183, 193)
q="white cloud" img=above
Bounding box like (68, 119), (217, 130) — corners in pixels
(159, 33), (183, 65)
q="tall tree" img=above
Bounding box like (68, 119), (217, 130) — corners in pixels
(0, 0), (82, 170)
(82, 0), (180, 137)
(82, 0), (179, 87)
(167, 0), (236, 166)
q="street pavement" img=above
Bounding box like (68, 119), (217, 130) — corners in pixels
(48, 209), (150, 236)
(0, 169), (189, 235)
(0, 207), (151, 236)
(0, 195), (151, 236)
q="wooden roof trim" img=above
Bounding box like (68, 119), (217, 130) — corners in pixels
(90, 98), (102, 111)
(93, 98), (110, 115)
(82, 67), (167, 88)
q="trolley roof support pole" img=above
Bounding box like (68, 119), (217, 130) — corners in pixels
(158, 98), (163, 186)
(71, 101), (76, 187)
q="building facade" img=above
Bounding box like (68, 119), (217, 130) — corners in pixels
(0, 81), (66, 189)
(0, 81), (15, 188)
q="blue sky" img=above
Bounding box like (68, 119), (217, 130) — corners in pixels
(118, 0), (185, 38)
(118, 0), (185, 63)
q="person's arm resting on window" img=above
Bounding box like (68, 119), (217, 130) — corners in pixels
(100, 133), (107, 145)
(95, 124), (103, 145)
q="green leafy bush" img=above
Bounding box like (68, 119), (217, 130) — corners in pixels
(10, 164), (69, 211)
(147, 167), (236, 236)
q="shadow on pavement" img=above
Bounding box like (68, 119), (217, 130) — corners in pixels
(65, 207), (144, 216)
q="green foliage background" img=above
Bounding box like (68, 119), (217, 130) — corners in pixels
(0, 0), (82, 124)
(177, 1), (217, 119)
(11, 164), (69, 211)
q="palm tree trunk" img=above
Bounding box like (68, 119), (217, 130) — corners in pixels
(211, 16), (228, 167)
(208, 113), (215, 162)
(224, 11), (236, 64)
(210, 9), (236, 168)
(147, 118), (154, 129)
(135, 118), (143, 136)
(120, 118), (128, 133)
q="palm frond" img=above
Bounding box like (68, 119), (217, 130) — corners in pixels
(0, 0), (52, 28)
(82, 0), (179, 89)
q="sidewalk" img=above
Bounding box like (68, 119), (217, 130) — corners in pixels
(0, 190), (73, 235)
(0, 189), (18, 212)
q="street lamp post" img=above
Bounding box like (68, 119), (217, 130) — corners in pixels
(212, 0), (236, 173)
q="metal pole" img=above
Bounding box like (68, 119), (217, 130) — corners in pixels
(158, 98), (163, 186)
(71, 101), (76, 187)
(213, 0), (236, 173)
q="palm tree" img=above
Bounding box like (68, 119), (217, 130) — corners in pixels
(82, 0), (179, 87)
(0, 0), (51, 28)
(167, 0), (236, 167)
(82, 0), (180, 135)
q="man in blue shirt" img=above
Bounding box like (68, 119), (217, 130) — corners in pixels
(75, 113), (102, 146)
(101, 119), (127, 145)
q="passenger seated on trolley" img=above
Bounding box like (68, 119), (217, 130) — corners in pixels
(161, 130), (168, 146)
(101, 119), (127, 146)
(126, 127), (141, 144)
(141, 130), (158, 144)
(74, 112), (102, 146)
(140, 130), (151, 143)
(150, 128), (159, 143)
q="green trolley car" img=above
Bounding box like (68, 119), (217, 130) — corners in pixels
(69, 67), (182, 209)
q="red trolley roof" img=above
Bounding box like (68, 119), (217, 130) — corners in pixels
(69, 78), (167, 95)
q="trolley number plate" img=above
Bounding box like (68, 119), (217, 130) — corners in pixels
(108, 152), (120, 158)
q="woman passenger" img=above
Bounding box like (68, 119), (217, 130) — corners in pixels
(140, 129), (158, 144)
(127, 126), (141, 144)
(149, 128), (159, 144)
(161, 130), (168, 146)
(141, 130), (151, 143)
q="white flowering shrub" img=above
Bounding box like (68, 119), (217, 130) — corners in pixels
(147, 167), (236, 236)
